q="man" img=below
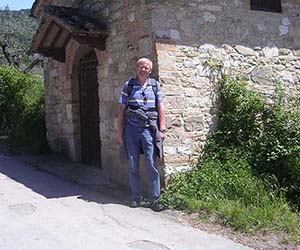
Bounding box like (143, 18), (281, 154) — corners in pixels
(118, 58), (166, 212)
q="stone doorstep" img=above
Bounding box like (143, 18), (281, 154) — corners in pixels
(15, 153), (131, 200)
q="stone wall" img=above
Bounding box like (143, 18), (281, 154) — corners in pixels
(79, 0), (159, 185)
(151, 0), (300, 174)
(42, 0), (300, 187)
(43, 58), (72, 156)
(43, 0), (159, 187)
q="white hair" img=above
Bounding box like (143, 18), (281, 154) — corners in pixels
(136, 58), (153, 70)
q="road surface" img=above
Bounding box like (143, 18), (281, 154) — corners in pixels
(0, 153), (251, 250)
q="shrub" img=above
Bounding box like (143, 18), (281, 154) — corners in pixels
(208, 77), (300, 207)
(162, 76), (300, 241)
(0, 66), (49, 153)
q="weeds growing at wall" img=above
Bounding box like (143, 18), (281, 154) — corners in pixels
(0, 66), (49, 153)
(162, 76), (300, 242)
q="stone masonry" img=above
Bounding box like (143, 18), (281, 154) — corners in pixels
(32, 0), (300, 188)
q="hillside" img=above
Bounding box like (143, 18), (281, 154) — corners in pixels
(0, 8), (41, 74)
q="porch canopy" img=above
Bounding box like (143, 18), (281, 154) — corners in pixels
(31, 5), (108, 62)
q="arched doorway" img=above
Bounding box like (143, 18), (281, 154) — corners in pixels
(78, 51), (101, 167)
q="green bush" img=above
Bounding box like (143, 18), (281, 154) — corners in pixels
(213, 79), (300, 207)
(162, 76), (300, 241)
(0, 66), (49, 153)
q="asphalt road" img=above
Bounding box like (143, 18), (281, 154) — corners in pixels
(0, 153), (252, 250)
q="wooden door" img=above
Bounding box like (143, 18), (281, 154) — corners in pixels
(79, 52), (101, 167)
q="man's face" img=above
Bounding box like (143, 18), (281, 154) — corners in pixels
(136, 61), (152, 81)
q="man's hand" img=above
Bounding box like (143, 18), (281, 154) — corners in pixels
(159, 131), (166, 140)
(118, 104), (126, 145)
(118, 133), (124, 145)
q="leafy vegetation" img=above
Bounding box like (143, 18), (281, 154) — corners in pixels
(0, 8), (45, 152)
(0, 7), (41, 74)
(162, 76), (300, 242)
(0, 66), (49, 153)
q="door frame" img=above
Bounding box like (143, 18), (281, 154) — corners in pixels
(70, 45), (101, 166)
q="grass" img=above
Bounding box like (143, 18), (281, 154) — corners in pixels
(161, 77), (300, 244)
(162, 173), (300, 243)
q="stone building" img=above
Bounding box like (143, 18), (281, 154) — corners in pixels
(31, 0), (300, 187)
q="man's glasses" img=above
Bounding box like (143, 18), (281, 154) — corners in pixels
(138, 65), (151, 71)
(141, 91), (147, 104)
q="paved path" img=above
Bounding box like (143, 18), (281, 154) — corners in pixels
(0, 153), (252, 250)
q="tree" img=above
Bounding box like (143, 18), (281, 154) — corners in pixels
(0, 6), (41, 73)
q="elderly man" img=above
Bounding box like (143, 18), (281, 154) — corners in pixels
(118, 58), (166, 212)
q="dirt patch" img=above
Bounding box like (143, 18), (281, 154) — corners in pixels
(166, 210), (299, 250)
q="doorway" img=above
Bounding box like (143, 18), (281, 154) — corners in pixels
(78, 51), (101, 167)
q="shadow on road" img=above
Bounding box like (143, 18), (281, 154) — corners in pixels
(0, 153), (129, 206)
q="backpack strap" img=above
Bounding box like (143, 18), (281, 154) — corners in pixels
(149, 78), (158, 109)
(126, 78), (135, 100)
(149, 78), (158, 95)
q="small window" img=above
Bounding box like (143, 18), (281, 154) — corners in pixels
(251, 0), (281, 13)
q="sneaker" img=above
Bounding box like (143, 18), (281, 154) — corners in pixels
(129, 200), (140, 208)
(150, 200), (166, 212)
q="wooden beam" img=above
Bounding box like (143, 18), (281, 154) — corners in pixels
(71, 33), (107, 50)
(49, 26), (64, 48)
(37, 47), (66, 62)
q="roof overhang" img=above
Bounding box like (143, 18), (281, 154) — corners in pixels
(31, 0), (49, 17)
(31, 6), (108, 62)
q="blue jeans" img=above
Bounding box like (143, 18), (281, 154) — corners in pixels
(124, 122), (160, 203)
